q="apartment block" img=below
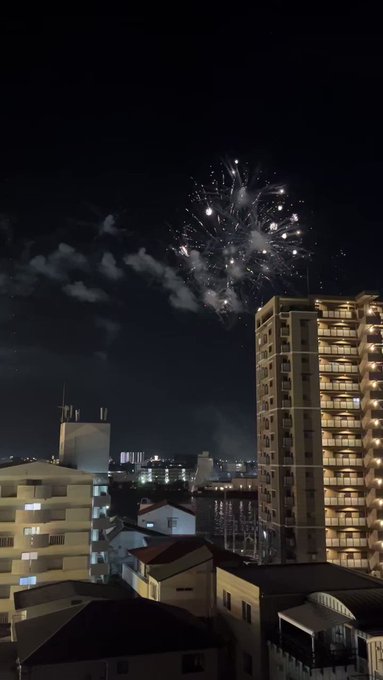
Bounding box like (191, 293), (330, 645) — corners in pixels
(256, 291), (383, 575)
(256, 296), (326, 564)
(0, 461), (110, 625)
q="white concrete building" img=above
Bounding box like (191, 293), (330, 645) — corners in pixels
(137, 500), (196, 535)
(122, 537), (243, 618)
(59, 421), (110, 474)
(0, 461), (109, 625)
(194, 451), (214, 487)
(16, 598), (219, 680)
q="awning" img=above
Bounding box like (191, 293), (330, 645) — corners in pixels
(279, 602), (351, 636)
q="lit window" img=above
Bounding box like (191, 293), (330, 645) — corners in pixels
(21, 552), (38, 560)
(19, 577), (37, 586)
(24, 527), (40, 535)
(24, 503), (41, 511)
(146, 522), (154, 528)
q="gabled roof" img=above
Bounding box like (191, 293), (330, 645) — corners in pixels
(17, 599), (220, 666)
(14, 580), (131, 610)
(137, 499), (195, 516)
(0, 460), (93, 479)
(129, 537), (243, 568)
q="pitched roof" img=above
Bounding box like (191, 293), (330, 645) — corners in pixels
(17, 599), (219, 666)
(327, 588), (383, 629)
(221, 562), (383, 596)
(137, 499), (195, 516)
(14, 580), (131, 610)
(129, 537), (243, 567)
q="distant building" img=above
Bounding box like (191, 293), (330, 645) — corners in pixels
(120, 451), (146, 465)
(138, 464), (194, 485)
(194, 451), (214, 487)
(105, 518), (166, 575)
(0, 461), (109, 627)
(16, 599), (220, 680)
(137, 500), (196, 535)
(59, 407), (110, 474)
(122, 537), (243, 618)
(216, 561), (383, 680)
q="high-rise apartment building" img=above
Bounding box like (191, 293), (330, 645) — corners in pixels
(0, 461), (110, 625)
(257, 292), (383, 576)
(59, 406), (110, 475)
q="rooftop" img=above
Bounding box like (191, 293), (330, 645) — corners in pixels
(17, 599), (219, 666)
(14, 580), (131, 610)
(137, 499), (195, 516)
(328, 588), (383, 630)
(129, 537), (243, 567)
(221, 562), (383, 595)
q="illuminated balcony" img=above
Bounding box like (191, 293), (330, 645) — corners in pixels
(322, 438), (362, 448)
(321, 399), (360, 410)
(323, 456), (362, 466)
(324, 497), (364, 506)
(323, 476), (364, 486)
(321, 418), (360, 429)
(325, 516), (365, 526)
(326, 538), (367, 548)
(318, 345), (358, 356)
(319, 363), (358, 374)
(318, 328), (357, 338)
(327, 558), (368, 568)
(320, 310), (355, 320)
(320, 381), (359, 392)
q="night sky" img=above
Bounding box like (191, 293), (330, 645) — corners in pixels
(1, 14), (382, 460)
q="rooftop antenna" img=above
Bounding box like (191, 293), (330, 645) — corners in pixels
(59, 383), (67, 423)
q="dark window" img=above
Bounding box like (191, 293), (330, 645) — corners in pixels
(117, 660), (130, 674)
(357, 637), (367, 660)
(243, 652), (253, 675)
(167, 518), (177, 528)
(242, 601), (252, 623)
(71, 599), (82, 605)
(223, 589), (231, 610)
(182, 653), (205, 674)
(176, 587), (194, 591)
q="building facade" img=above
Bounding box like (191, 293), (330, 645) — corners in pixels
(137, 500), (196, 535)
(0, 461), (109, 624)
(256, 292), (383, 575)
(59, 421), (110, 474)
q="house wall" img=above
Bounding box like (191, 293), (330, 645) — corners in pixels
(108, 530), (150, 575)
(137, 504), (196, 535)
(20, 648), (218, 680)
(216, 567), (263, 680)
(153, 562), (215, 618)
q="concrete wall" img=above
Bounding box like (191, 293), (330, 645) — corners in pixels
(155, 562), (215, 618)
(137, 504), (196, 535)
(21, 648), (218, 680)
(216, 567), (263, 680)
(59, 422), (110, 474)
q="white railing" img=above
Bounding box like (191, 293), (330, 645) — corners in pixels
(318, 328), (357, 338)
(319, 345), (358, 355)
(325, 497), (364, 506)
(321, 311), (354, 319)
(321, 399), (360, 409)
(320, 382), (359, 392)
(326, 517), (365, 526)
(320, 364), (358, 373)
(324, 477), (364, 486)
(322, 438), (362, 447)
(322, 419), (360, 428)
(326, 538), (367, 547)
(323, 457), (362, 466)
(327, 558), (369, 568)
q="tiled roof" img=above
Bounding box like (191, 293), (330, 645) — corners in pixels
(129, 537), (243, 566)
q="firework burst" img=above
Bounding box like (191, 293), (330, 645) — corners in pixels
(173, 160), (306, 315)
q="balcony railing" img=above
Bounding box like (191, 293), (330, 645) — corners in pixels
(321, 399), (360, 410)
(326, 537), (367, 547)
(268, 633), (355, 670)
(320, 382), (359, 392)
(323, 457), (362, 466)
(318, 328), (357, 338)
(322, 438), (362, 447)
(320, 310), (355, 320)
(325, 497), (365, 506)
(325, 517), (365, 526)
(319, 345), (358, 356)
(328, 558), (369, 568)
(322, 419), (360, 428)
(323, 477), (364, 486)
(320, 364), (358, 374)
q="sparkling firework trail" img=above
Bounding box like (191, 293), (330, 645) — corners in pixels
(173, 160), (306, 315)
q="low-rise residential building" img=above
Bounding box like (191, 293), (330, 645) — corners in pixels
(0, 461), (110, 627)
(123, 537), (242, 618)
(216, 561), (383, 680)
(105, 517), (166, 575)
(137, 499), (196, 535)
(16, 598), (220, 680)
(269, 588), (383, 679)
